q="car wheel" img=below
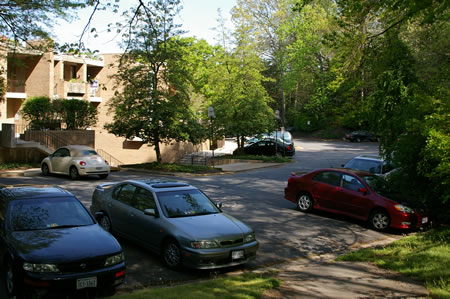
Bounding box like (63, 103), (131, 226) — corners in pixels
(41, 163), (50, 176)
(99, 214), (112, 233)
(356, 137), (361, 142)
(296, 193), (313, 212)
(5, 258), (18, 298)
(163, 240), (182, 269)
(99, 174), (109, 179)
(69, 166), (80, 180)
(370, 210), (390, 232)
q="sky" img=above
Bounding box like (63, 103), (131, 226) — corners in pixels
(53, 0), (236, 54)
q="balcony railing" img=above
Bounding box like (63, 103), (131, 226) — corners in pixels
(7, 79), (25, 93)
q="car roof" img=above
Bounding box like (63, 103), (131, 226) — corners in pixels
(124, 179), (197, 192)
(352, 155), (383, 161)
(314, 168), (374, 177)
(0, 185), (73, 200)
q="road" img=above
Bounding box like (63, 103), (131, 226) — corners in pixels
(0, 138), (387, 295)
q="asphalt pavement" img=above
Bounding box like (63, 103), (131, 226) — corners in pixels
(0, 141), (429, 298)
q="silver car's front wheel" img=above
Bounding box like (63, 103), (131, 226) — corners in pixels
(163, 241), (182, 269)
(100, 215), (112, 232)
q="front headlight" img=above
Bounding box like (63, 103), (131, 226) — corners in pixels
(191, 240), (219, 249)
(394, 204), (415, 214)
(244, 233), (256, 243)
(23, 263), (59, 273)
(104, 252), (125, 267)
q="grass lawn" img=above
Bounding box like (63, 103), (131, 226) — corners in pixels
(112, 273), (280, 299)
(337, 227), (450, 298)
(0, 162), (40, 170)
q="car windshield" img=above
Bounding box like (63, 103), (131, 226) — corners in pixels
(157, 189), (220, 218)
(361, 175), (397, 197)
(8, 197), (95, 231)
(345, 158), (382, 174)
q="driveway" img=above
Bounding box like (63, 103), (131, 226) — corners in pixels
(1, 138), (393, 293)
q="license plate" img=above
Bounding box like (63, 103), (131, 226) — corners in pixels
(76, 277), (97, 290)
(96, 167), (103, 170)
(231, 250), (244, 260)
(422, 217), (428, 224)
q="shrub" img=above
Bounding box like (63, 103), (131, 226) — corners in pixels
(20, 96), (57, 129)
(54, 99), (97, 129)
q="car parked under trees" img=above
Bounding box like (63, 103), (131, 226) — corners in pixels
(284, 168), (429, 232)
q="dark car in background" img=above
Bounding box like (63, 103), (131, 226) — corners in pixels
(91, 179), (259, 270)
(0, 186), (126, 298)
(344, 130), (379, 142)
(342, 155), (392, 174)
(284, 168), (429, 232)
(238, 138), (295, 156)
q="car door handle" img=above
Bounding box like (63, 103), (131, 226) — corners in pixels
(129, 213), (135, 217)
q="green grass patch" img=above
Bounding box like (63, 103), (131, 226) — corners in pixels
(112, 272), (280, 299)
(0, 162), (40, 170)
(217, 155), (292, 163)
(122, 162), (221, 174)
(337, 227), (450, 298)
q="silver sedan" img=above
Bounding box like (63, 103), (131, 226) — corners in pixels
(90, 179), (259, 269)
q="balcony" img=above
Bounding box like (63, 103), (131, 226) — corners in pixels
(66, 82), (86, 94)
(6, 79), (26, 99)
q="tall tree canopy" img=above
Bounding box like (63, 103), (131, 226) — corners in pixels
(105, 0), (207, 163)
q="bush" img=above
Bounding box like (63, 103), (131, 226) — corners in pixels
(20, 96), (57, 129)
(54, 99), (97, 129)
(20, 97), (98, 130)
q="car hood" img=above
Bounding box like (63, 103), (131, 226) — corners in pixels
(168, 213), (252, 240)
(10, 225), (121, 263)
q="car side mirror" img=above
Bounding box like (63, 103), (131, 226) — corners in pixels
(94, 211), (104, 221)
(144, 208), (156, 216)
(216, 202), (223, 209)
(357, 187), (368, 194)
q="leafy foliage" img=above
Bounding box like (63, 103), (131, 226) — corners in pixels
(105, 0), (207, 163)
(20, 97), (97, 130)
(54, 99), (98, 129)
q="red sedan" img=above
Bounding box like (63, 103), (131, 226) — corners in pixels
(284, 168), (428, 232)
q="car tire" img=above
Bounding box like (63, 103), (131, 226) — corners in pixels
(99, 214), (112, 233)
(4, 258), (19, 298)
(69, 166), (80, 180)
(296, 193), (313, 212)
(99, 174), (109, 179)
(163, 240), (182, 269)
(41, 163), (50, 176)
(369, 210), (390, 232)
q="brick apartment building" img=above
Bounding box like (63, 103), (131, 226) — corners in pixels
(0, 43), (208, 165)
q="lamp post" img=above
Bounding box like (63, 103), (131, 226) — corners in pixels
(208, 106), (215, 165)
(274, 110), (280, 156)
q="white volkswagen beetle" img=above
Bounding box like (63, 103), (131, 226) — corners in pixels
(41, 145), (110, 179)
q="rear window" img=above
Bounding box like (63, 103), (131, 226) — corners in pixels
(77, 150), (98, 157)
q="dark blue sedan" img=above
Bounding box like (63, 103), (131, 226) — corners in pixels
(0, 186), (126, 298)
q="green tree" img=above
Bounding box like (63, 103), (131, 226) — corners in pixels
(20, 96), (56, 129)
(54, 99), (98, 129)
(105, 0), (206, 163)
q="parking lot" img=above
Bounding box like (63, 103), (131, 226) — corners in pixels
(1, 138), (390, 294)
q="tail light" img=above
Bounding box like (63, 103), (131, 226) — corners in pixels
(286, 146), (292, 150)
(79, 161), (87, 166)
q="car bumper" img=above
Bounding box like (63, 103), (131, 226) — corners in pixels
(180, 241), (259, 269)
(390, 212), (429, 230)
(21, 262), (125, 296)
(78, 166), (110, 176)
